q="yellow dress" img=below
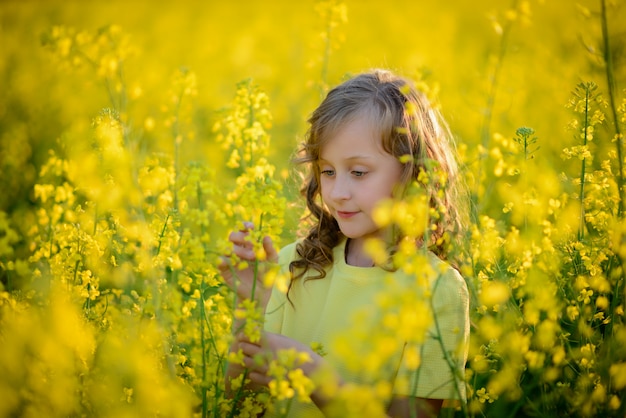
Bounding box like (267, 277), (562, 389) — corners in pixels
(263, 238), (470, 417)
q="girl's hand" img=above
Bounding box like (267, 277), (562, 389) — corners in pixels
(236, 331), (340, 411)
(236, 331), (323, 387)
(218, 222), (278, 309)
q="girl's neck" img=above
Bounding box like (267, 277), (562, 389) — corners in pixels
(344, 238), (374, 267)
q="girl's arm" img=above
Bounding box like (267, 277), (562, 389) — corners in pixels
(235, 331), (338, 409)
(237, 332), (443, 418)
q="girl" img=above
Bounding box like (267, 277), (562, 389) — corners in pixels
(220, 69), (470, 417)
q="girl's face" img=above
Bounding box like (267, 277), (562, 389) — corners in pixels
(318, 113), (403, 243)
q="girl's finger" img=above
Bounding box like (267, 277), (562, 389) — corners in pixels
(228, 230), (252, 247)
(242, 355), (269, 374)
(242, 355), (258, 370)
(238, 341), (261, 355)
(217, 258), (234, 285)
(232, 221), (254, 238)
(217, 256), (230, 270)
(236, 331), (265, 346)
(233, 243), (256, 261)
(262, 236), (278, 263)
(248, 371), (272, 386)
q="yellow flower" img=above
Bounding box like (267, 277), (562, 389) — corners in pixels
(363, 238), (389, 265)
(480, 280), (510, 308)
(287, 368), (315, 402)
(268, 379), (295, 401)
(476, 387), (496, 403)
(610, 363), (626, 390)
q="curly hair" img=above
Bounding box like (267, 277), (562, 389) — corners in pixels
(288, 69), (467, 297)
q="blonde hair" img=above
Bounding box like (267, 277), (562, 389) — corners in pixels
(289, 69), (467, 293)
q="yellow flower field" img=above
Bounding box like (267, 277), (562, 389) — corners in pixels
(1, 0), (625, 416)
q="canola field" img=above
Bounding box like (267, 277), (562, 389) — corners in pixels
(1, 0), (626, 416)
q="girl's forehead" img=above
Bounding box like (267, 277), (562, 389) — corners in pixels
(318, 114), (388, 158)
(321, 108), (384, 142)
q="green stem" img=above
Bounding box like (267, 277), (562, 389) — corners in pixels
(72, 259), (81, 292)
(227, 369), (250, 418)
(429, 275), (468, 417)
(249, 213), (265, 303)
(279, 397), (294, 418)
(200, 286), (208, 418)
(4, 259), (12, 291)
(155, 213), (170, 256)
(205, 304), (222, 363)
(203, 300), (229, 416)
(93, 204), (98, 235)
(197, 180), (208, 239)
(477, 0), (518, 211)
(117, 61), (128, 118)
(523, 142), (528, 233)
(408, 344), (426, 418)
(103, 77), (119, 113)
(578, 86), (590, 242)
(250, 259), (259, 303)
(213, 361), (224, 416)
(172, 86), (185, 213)
(84, 282), (92, 315)
(247, 81), (255, 172)
(600, 0), (625, 216)
(480, 0), (518, 151)
(471, 371), (479, 418)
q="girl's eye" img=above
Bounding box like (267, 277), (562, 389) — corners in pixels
(320, 169), (335, 177)
(352, 170), (367, 177)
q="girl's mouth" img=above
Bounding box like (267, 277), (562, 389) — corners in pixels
(336, 211), (358, 219)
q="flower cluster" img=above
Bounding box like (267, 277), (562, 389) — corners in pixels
(464, 77), (625, 417)
(214, 79), (286, 261)
(1, 23), (292, 418)
(1, 1), (626, 417)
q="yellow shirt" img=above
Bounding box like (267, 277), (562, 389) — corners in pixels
(264, 238), (469, 417)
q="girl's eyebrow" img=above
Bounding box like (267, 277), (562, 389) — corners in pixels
(318, 155), (374, 163)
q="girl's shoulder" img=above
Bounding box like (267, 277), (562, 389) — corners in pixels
(277, 240), (302, 267)
(425, 251), (469, 303)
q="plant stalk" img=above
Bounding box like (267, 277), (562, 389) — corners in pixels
(578, 86), (590, 242)
(600, 0), (625, 215)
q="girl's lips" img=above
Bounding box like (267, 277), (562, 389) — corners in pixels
(336, 211), (358, 219)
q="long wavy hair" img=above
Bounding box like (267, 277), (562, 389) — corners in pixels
(288, 69), (467, 297)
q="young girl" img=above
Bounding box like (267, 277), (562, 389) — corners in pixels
(220, 69), (470, 417)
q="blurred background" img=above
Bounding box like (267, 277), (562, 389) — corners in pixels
(2, 0), (624, 218)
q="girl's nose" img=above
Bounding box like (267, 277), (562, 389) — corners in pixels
(329, 176), (350, 201)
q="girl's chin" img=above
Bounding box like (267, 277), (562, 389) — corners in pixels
(338, 229), (383, 241)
